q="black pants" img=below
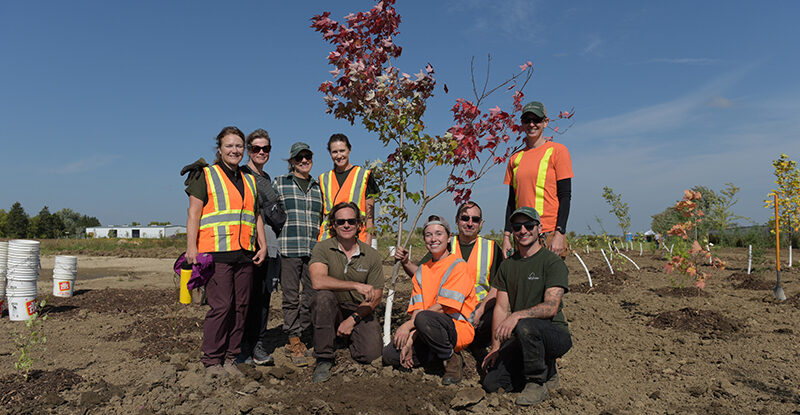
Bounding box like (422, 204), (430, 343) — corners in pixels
(471, 300), (495, 350)
(482, 318), (572, 392)
(382, 310), (457, 367)
(240, 256), (280, 356)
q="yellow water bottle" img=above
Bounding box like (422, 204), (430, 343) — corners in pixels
(179, 262), (193, 304)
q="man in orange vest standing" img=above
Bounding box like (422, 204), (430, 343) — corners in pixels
(318, 134), (379, 245)
(502, 101), (573, 258)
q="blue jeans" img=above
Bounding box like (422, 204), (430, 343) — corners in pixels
(482, 318), (572, 392)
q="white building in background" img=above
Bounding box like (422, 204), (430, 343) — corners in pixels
(85, 225), (186, 238)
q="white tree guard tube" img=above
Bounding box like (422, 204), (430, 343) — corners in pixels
(669, 244), (674, 255)
(601, 248), (614, 274)
(789, 244), (793, 267)
(639, 242), (643, 256)
(572, 251), (593, 287)
(707, 244), (712, 265)
(607, 242), (612, 252)
(747, 245), (752, 275)
(617, 251), (640, 270)
(382, 288), (395, 346)
(613, 241), (621, 253)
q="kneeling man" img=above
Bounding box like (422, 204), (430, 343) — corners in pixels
(482, 207), (572, 406)
(309, 202), (384, 382)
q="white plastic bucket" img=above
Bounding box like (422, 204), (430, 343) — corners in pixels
(6, 269), (38, 281)
(53, 279), (74, 297)
(5, 279), (38, 292)
(8, 292), (38, 321)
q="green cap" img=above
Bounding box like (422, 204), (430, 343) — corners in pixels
(521, 101), (547, 118)
(289, 142), (312, 159)
(510, 206), (541, 223)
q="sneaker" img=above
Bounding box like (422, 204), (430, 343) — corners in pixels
(544, 372), (559, 391)
(204, 364), (227, 378)
(286, 336), (309, 367)
(312, 359), (333, 383)
(223, 359), (244, 378)
(442, 352), (463, 385)
(252, 343), (275, 366)
(516, 382), (549, 406)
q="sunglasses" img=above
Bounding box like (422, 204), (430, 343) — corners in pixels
(294, 153), (312, 162)
(511, 221), (538, 232)
(521, 116), (545, 125)
(334, 218), (358, 226)
(249, 144), (271, 154)
(459, 215), (482, 223)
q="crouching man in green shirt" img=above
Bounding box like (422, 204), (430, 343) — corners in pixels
(482, 206), (572, 406)
(309, 201), (384, 383)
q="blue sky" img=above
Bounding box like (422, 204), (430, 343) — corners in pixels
(2, 1), (798, 236)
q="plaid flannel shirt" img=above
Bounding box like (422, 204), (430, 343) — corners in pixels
(273, 173), (323, 257)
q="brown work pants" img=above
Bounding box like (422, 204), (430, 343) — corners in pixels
(311, 290), (382, 363)
(201, 262), (253, 367)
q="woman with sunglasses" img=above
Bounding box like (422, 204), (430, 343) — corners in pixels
(236, 129), (286, 366)
(318, 134), (379, 245)
(184, 126), (267, 378)
(383, 215), (478, 385)
(272, 142), (324, 367)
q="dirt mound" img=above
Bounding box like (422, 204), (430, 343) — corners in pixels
(733, 277), (774, 290)
(105, 316), (203, 359)
(44, 288), (175, 315)
(0, 369), (83, 414)
(648, 307), (742, 335)
(651, 286), (713, 298)
(728, 271), (759, 281)
(570, 266), (632, 294)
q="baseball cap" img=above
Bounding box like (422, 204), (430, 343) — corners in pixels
(521, 101), (547, 118)
(510, 206), (541, 224)
(422, 215), (450, 235)
(289, 142), (312, 159)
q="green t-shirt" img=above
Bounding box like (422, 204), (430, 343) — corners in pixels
(492, 248), (570, 330)
(310, 237), (385, 305)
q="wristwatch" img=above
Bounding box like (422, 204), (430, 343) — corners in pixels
(351, 313), (362, 324)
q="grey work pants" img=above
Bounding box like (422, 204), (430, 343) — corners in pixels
(279, 255), (314, 337)
(311, 290), (382, 362)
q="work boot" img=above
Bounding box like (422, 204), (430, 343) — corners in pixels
(204, 364), (227, 379)
(442, 352), (463, 385)
(223, 359), (244, 378)
(285, 336), (309, 367)
(312, 359), (334, 383)
(252, 343), (275, 366)
(545, 372), (559, 391)
(516, 382), (549, 406)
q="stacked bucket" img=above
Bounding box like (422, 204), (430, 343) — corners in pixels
(6, 239), (41, 321)
(0, 241), (6, 311)
(52, 255), (78, 297)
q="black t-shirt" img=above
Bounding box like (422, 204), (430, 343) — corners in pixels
(334, 166), (380, 198)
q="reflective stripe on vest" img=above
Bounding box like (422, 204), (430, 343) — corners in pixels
(198, 165), (257, 252)
(511, 147), (554, 217)
(409, 258), (468, 323)
(318, 166), (370, 241)
(451, 236), (494, 301)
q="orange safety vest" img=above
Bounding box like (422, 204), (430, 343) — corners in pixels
(318, 166), (371, 242)
(198, 165), (258, 253)
(408, 255), (477, 352)
(450, 236), (496, 302)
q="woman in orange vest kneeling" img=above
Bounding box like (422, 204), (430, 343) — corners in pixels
(383, 215), (478, 385)
(185, 126), (267, 378)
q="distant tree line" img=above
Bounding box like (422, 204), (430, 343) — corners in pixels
(0, 202), (101, 239)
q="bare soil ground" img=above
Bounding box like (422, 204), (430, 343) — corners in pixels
(0, 248), (798, 414)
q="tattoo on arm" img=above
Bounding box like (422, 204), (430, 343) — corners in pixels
(525, 287), (565, 319)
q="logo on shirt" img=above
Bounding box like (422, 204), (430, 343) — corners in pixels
(527, 272), (539, 281)
(356, 266), (369, 273)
